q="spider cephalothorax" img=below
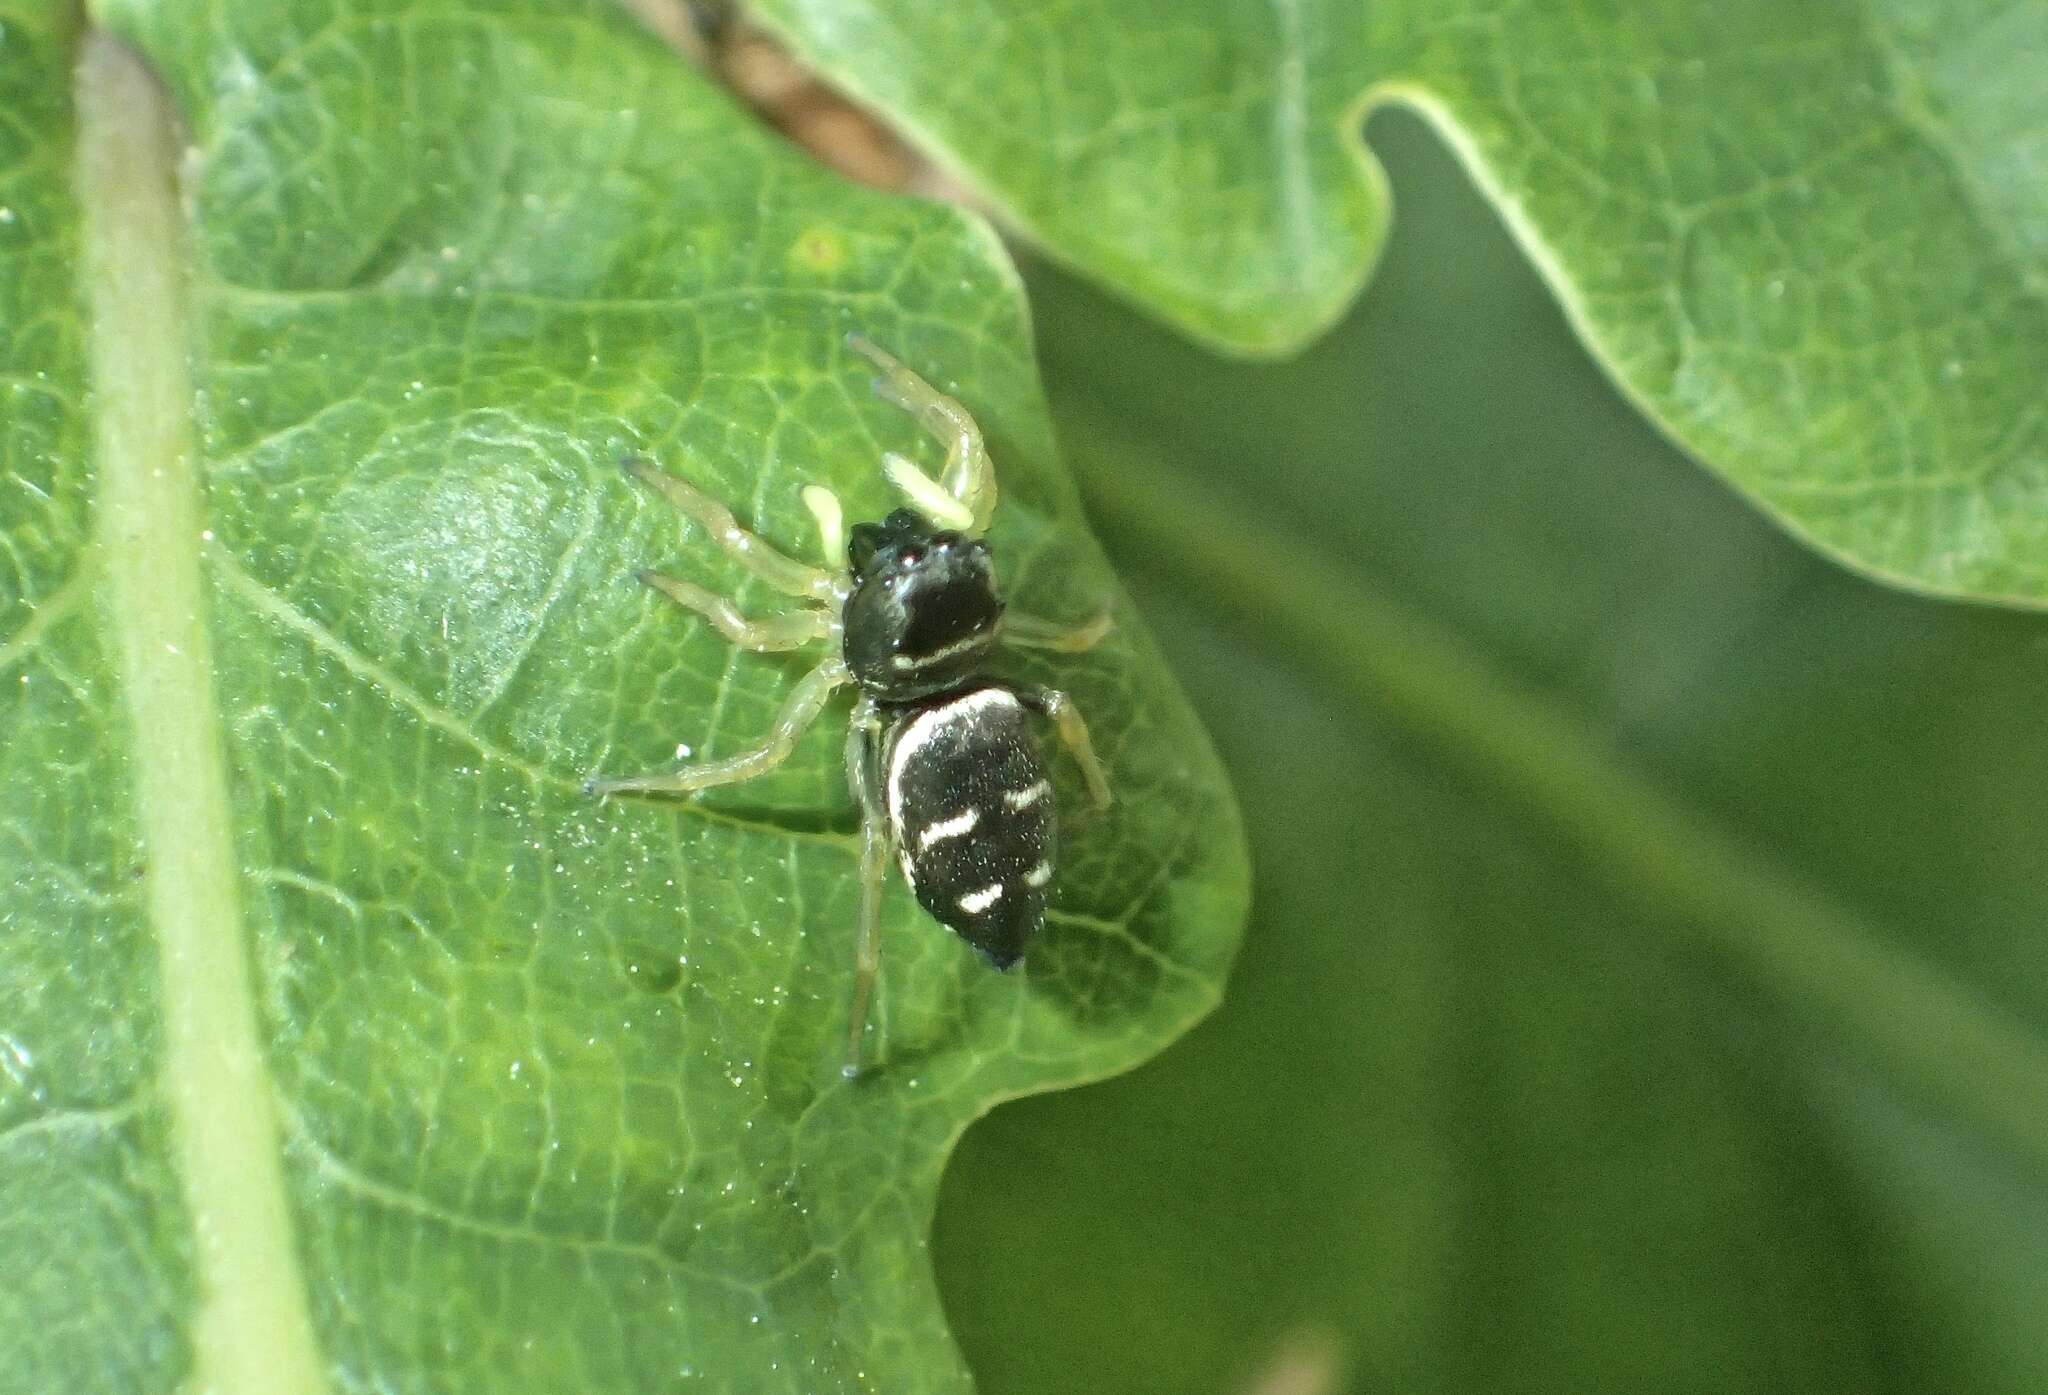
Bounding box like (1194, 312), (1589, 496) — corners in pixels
(843, 509), (1002, 699)
(585, 335), (1111, 1075)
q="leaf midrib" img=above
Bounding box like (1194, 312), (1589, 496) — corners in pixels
(77, 33), (328, 1395)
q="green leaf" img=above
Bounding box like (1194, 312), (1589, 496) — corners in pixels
(750, 0), (2048, 605)
(0, 2), (1243, 1391)
(934, 116), (2048, 1395)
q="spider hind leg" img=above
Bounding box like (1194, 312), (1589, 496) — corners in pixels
(842, 698), (890, 1077)
(1016, 685), (1113, 810)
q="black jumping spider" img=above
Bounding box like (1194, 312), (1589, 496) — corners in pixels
(587, 336), (1111, 1074)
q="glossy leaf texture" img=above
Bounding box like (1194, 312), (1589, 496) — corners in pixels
(933, 115), (2048, 1395)
(0, 1), (1245, 1392)
(751, 0), (2048, 605)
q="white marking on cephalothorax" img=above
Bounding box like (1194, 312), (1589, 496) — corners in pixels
(886, 688), (1022, 835)
(890, 630), (988, 670)
(897, 850), (919, 886)
(958, 883), (1005, 914)
(918, 807), (979, 849)
(1003, 779), (1050, 812)
(1023, 861), (1053, 889)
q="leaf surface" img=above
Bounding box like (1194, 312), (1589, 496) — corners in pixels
(0, 3), (1244, 1391)
(751, 0), (2048, 604)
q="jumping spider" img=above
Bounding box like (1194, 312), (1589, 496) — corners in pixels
(586, 335), (1112, 1075)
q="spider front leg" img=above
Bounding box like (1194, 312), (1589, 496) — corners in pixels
(842, 698), (890, 1077)
(1017, 686), (1113, 810)
(636, 571), (835, 651)
(846, 334), (997, 535)
(623, 456), (844, 604)
(584, 657), (849, 797)
(801, 484), (848, 572)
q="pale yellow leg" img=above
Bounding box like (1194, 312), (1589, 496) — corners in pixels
(841, 699), (888, 1077)
(802, 484), (848, 572)
(846, 334), (997, 535)
(1004, 608), (1113, 653)
(1022, 687), (1112, 810)
(585, 659), (848, 796)
(624, 456), (841, 604)
(637, 571), (833, 651)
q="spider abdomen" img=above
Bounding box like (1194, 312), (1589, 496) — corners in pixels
(882, 686), (1054, 969)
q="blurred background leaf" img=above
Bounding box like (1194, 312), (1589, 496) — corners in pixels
(752, 0), (2048, 604)
(933, 112), (2048, 1395)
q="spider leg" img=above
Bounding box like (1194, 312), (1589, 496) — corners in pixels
(1003, 607), (1113, 653)
(1016, 685), (1113, 810)
(801, 484), (848, 573)
(636, 571), (834, 651)
(623, 456), (842, 604)
(880, 452), (974, 532)
(847, 334), (997, 535)
(842, 697), (889, 1077)
(584, 658), (849, 796)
